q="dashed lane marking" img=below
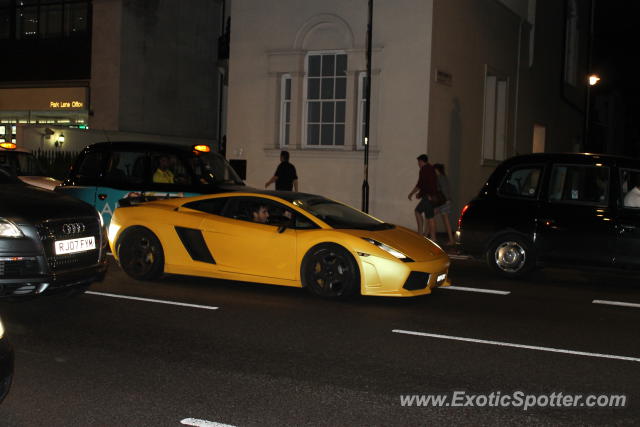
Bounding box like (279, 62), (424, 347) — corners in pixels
(440, 285), (510, 295)
(593, 299), (640, 309)
(392, 329), (640, 363)
(181, 419), (236, 427)
(86, 291), (219, 311)
(448, 254), (471, 260)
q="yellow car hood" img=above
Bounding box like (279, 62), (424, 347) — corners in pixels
(340, 225), (446, 262)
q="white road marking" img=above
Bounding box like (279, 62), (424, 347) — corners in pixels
(86, 291), (219, 310)
(448, 254), (471, 260)
(181, 418), (236, 427)
(392, 329), (640, 363)
(440, 285), (510, 295)
(593, 299), (640, 309)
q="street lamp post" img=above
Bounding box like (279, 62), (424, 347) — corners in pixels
(362, 0), (373, 213)
(584, 73), (600, 151)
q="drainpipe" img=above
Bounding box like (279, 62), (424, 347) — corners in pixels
(512, 17), (524, 156)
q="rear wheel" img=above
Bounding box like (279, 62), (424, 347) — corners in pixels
(118, 227), (165, 280)
(486, 234), (535, 278)
(301, 243), (360, 299)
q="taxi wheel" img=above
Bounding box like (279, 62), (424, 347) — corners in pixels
(486, 234), (535, 278)
(301, 243), (360, 299)
(118, 227), (165, 281)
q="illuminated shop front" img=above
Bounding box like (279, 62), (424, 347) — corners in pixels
(0, 87), (89, 143)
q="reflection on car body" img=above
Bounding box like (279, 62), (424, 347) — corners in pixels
(56, 142), (244, 226)
(456, 152), (640, 277)
(0, 143), (61, 190)
(0, 315), (12, 404)
(0, 167), (108, 297)
(109, 191), (451, 298)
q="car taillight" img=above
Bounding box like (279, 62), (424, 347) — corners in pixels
(457, 204), (470, 229)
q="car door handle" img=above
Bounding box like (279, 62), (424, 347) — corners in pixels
(98, 194), (108, 200)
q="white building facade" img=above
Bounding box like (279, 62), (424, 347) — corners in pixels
(225, 0), (588, 230)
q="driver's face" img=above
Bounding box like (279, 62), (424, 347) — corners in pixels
(253, 206), (270, 223)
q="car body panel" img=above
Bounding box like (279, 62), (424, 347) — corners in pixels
(109, 192), (450, 297)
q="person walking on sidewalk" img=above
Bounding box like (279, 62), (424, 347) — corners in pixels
(265, 150), (298, 191)
(433, 163), (455, 246)
(408, 154), (437, 239)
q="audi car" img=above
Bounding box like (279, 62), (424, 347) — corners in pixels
(109, 191), (451, 298)
(0, 167), (108, 297)
(0, 315), (12, 404)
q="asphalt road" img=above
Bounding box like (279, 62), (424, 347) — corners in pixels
(0, 256), (639, 426)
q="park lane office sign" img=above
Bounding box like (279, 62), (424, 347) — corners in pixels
(0, 87), (88, 111)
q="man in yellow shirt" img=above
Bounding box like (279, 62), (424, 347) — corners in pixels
(153, 156), (175, 183)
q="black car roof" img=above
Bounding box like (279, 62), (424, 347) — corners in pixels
(82, 141), (209, 153)
(501, 152), (638, 166)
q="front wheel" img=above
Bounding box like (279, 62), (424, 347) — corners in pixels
(486, 234), (536, 278)
(301, 243), (360, 299)
(118, 227), (165, 281)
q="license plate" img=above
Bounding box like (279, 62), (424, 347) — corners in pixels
(54, 236), (96, 255)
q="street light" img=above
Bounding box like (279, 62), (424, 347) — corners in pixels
(584, 73), (601, 151)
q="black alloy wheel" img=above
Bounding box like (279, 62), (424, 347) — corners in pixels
(301, 243), (360, 298)
(118, 227), (165, 280)
(486, 234), (535, 278)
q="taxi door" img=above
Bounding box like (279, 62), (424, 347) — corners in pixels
(535, 163), (616, 267)
(55, 150), (104, 212)
(614, 166), (640, 268)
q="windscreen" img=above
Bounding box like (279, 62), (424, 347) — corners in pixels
(187, 152), (243, 185)
(293, 197), (393, 230)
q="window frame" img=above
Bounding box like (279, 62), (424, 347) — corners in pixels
(302, 50), (348, 149)
(481, 66), (509, 165)
(279, 74), (292, 147)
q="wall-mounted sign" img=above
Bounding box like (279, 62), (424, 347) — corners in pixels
(0, 87), (88, 111)
(435, 69), (453, 87)
(50, 101), (85, 109)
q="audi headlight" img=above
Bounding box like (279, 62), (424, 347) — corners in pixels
(0, 218), (23, 238)
(362, 238), (413, 261)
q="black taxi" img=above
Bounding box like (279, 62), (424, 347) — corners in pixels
(456, 153), (640, 277)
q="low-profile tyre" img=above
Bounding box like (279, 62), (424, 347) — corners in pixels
(301, 243), (360, 299)
(486, 234), (535, 278)
(118, 227), (165, 281)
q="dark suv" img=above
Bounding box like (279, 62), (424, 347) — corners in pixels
(456, 153), (640, 277)
(56, 142), (244, 227)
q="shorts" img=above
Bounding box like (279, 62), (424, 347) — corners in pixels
(415, 197), (434, 219)
(434, 200), (452, 215)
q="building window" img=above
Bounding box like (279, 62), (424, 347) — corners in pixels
(14, 0), (90, 40)
(482, 69), (509, 163)
(279, 74), (292, 147)
(304, 52), (347, 147)
(356, 71), (368, 149)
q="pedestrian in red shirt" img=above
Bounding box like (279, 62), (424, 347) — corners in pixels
(408, 154), (437, 239)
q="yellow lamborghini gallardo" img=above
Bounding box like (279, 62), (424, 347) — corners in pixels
(108, 191), (450, 298)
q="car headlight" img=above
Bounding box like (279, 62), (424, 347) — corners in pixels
(362, 238), (413, 261)
(0, 218), (23, 238)
(0, 317), (4, 338)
